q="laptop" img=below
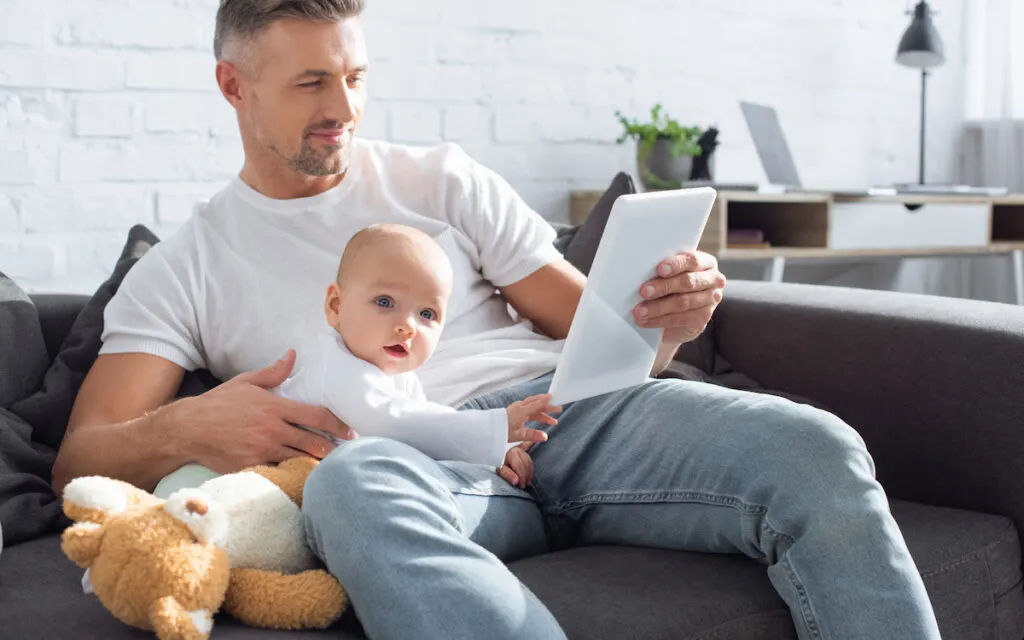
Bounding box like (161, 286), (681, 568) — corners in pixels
(740, 101), (804, 189)
(683, 101), (805, 193)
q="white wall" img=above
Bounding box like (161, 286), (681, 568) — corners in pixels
(0, 0), (967, 294)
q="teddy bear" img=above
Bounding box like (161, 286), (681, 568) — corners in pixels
(60, 457), (348, 640)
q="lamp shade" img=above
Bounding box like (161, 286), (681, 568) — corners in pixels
(896, 1), (945, 69)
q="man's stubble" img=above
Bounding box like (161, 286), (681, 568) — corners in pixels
(288, 134), (349, 177)
(248, 95), (350, 177)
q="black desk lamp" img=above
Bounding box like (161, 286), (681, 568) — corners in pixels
(896, 1), (945, 185)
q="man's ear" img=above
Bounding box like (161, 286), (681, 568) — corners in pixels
(216, 59), (245, 108)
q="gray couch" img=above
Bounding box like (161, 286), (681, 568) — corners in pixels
(2, 280), (1023, 639)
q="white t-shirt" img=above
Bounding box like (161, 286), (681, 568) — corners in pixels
(100, 139), (564, 407)
(275, 330), (511, 467)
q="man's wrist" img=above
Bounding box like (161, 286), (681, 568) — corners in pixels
(155, 397), (199, 467)
(653, 339), (684, 375)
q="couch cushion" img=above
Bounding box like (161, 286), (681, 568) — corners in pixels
(0, 534), (366, 639)
(3, 500), (1020, 639)
(508, 500), (1024, 640)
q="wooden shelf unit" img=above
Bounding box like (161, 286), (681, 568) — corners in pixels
(568, 189), (1024, 260)
(568, 189), (1024, 304)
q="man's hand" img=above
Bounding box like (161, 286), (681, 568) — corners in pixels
(173, 350), (357, 474)
(498, 442), (536, 489)
(633, 250), (727, 347)
(506, 393), (561, 445)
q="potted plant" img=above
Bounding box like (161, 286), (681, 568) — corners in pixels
(615, 104), (706, 190)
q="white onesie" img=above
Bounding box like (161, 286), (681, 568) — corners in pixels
(275, 329), (515, 469)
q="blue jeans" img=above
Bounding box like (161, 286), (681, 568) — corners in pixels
(302, 374), (941, 640)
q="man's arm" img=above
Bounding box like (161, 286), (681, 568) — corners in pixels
(498, 259), (586, 341)
(52, 351), (355, 495)
(51, 353), (189, 494)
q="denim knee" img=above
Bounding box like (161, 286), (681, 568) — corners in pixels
(757, 401), (879, 503)
(776, 401), (869, 462)
(303, 438), (421, 547)
(305, 438), (417, 503)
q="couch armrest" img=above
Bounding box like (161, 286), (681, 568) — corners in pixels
(714, 281), (1024, 533)
(29, 294), (89, 361)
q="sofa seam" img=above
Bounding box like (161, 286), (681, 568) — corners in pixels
(979, 528), (1000, 640)
(690, 610), (793, 640)
(995, 576), (1023, 600)
(919, 525), (1014, 580)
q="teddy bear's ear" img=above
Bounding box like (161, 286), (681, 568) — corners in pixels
(63, 476), (161, 525)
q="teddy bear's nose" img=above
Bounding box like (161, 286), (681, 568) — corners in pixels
(185, 498), (209, 516)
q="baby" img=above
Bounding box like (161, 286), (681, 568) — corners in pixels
(274, 223), (560, 485)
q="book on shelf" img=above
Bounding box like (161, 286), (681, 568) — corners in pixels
(727, 242), (771, 249)
(727, 229), (769, 249)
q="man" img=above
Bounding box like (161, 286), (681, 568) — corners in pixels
(52, 1), (942, 639)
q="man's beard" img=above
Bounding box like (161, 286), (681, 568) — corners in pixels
(287, 134), (351, 177)
(253, 115), (351, 177)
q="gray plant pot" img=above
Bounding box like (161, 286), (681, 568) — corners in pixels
(637, 138), (695, 190)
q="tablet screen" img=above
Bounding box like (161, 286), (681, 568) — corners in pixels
(548, 188), (717, 406)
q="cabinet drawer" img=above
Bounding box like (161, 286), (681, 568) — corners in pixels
(828, 202), (990, 250)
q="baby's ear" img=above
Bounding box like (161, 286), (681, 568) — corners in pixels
(62, 476), (160, 525)
(324, 282), (343, 324)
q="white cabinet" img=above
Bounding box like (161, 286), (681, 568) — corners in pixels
(829, 201), (990, 250)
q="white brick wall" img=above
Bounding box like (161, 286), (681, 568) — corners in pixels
(0, 0), (967, 293)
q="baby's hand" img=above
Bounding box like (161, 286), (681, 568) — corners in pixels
(498, 445), (534, 488)
(506, 393), (561, 445)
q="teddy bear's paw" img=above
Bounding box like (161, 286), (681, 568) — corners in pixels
(60, 522), (104, 568)
(224, 567), (348, 630)
(149, 596), (214, 640)
(290, 568), (349, 629)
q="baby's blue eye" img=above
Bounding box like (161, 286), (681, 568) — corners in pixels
(420, 309), (436, 321)
(375, 296), (394, 309)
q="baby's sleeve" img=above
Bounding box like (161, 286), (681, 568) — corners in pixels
(319, 356), (508, 468)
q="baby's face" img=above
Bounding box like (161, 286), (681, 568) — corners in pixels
(327, 252), (452, 375)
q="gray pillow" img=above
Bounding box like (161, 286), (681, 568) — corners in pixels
(0, 274), (48, 408)
(0, 272), (68, 547)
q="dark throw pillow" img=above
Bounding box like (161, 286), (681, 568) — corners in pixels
(562, 171), (636, 276)
(11, 225), (161, 452)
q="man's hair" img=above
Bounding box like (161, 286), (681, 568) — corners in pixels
(214, 0), (365, 61)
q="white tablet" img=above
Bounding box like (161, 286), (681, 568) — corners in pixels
(548, 187), (717, 406)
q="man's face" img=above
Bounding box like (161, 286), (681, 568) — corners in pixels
(237, 17), (368, 177)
